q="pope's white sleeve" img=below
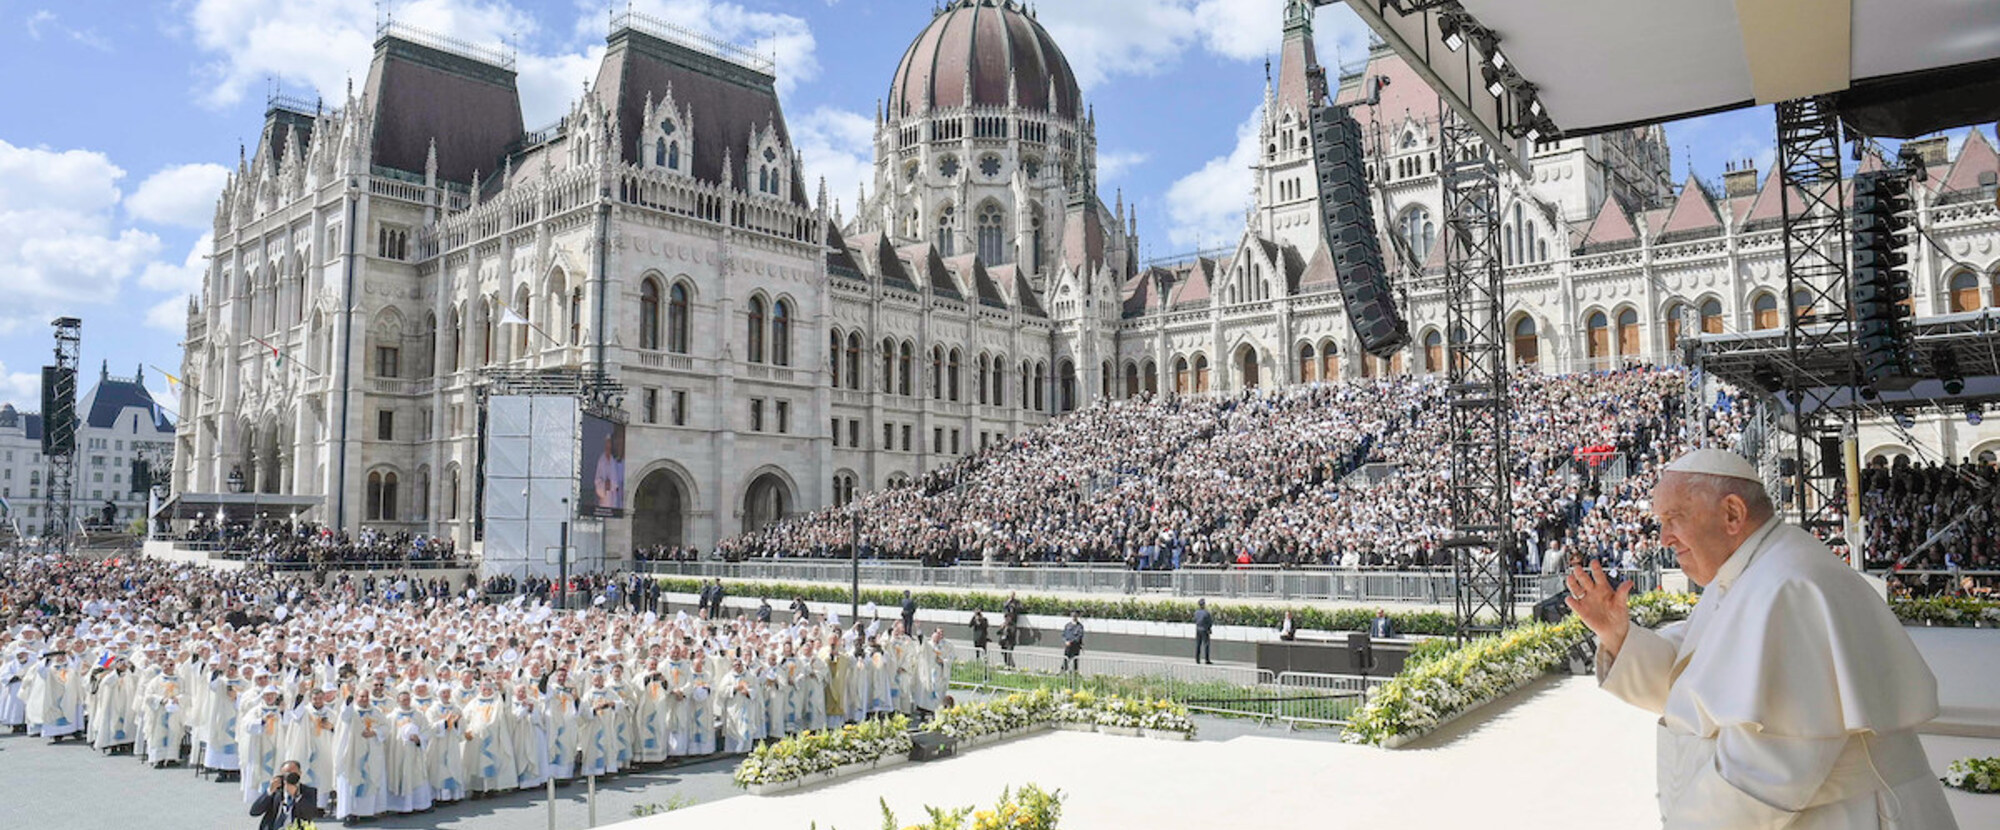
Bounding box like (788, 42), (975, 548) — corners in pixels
(1664, 729), (1848, 829)
(1597, 623), (1681, 715)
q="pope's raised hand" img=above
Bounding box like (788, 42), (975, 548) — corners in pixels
(1563, 560), (1632, 660)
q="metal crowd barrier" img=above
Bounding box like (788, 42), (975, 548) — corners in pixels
(639, 559), (1607, 605)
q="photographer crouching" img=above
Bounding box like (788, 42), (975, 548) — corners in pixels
(249, 760), (323, 830)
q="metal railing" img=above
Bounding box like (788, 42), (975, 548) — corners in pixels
(951, 651), (1376, 727)
(638, 559), (1606, 604)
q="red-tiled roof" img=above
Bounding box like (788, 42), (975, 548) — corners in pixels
(1582, 198), (1638, 247)
(1941, 127), (1998, 194)
(1658, 176), (1720, 236)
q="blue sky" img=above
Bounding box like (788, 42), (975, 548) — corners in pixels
(0, 0), (1834, 418)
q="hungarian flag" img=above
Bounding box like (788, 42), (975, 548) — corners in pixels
(250, 335), (284, 369)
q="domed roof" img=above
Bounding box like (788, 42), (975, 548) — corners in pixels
(889, 0), (1080, 121)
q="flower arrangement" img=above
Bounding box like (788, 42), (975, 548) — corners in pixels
(732, 715), (912, 788)
(1943, 756), (2000, 794)
(924, 688), (1196, 741)
(1891, 596), (2000, 628)
(925, 689), (1058, 741)
(869, 784), (1065, 830)
(1342, 592), (1697, 747)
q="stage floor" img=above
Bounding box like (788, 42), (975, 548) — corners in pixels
(614, 675), (1999, 830)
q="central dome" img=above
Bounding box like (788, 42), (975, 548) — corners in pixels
(888, 0), (1081, 121)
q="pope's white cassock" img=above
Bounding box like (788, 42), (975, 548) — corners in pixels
(1598, 516), (1958, 829)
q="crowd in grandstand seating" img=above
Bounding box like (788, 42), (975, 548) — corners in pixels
(1862, 457), (2000, 596)
(182, 519), (461, 570)
(718, 367), (1736, 577)
(1, 551), (954, 824)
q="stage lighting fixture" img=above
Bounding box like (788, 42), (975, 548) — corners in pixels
(1484, 64), (1507, 98)
(1934, 347), (1965, 395)
(1439, 8), (1468, 52)
(1894, 409), (1916, 429)
(1967, 404), (1984, 426)
(1490, 49), (1507, 71)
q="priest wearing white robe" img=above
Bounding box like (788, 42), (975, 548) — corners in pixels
(1570, 449), (1958, 830)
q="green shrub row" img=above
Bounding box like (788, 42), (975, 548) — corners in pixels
(652, 576), (1470, 635)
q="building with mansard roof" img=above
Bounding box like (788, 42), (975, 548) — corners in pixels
(174, 0), (2000, 562)
(1, 364), (176, 537)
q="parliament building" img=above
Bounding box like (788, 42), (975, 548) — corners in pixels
(174, 0), (2000, 558)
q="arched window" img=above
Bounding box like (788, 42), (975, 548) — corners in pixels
(992, 354), (1006, 405)
(1318, 342), (1338, 381)
(367, 471), (399, 522)
(1424, 330), (1444, 373)
(1192, 355), (1210, 393)
(931, 346), (944, 400)
(1298, 344), (1316, 382)
(978, 202), (1006, 264)
(655, 138), (667, 167)
(1513, 316), (1539, 365)
(668, 141), (679, 170)
(978, 355), (991, 404)
(640, 280), (661, 350)
(881, 338), (896, 393)
(446, 466), (460, 520)
(1033, 361), (1047, 411)
(746, 296), (766, 363)
(1950, 269), (1982, 312)
(1664, 302), (1685, 347)
(481, 303), (495, 365)
(829, 329), (843, 386)
(1700, 298), (1725, 334)
(568, 288), (582, 346)
(1752, 293), (1779, 330)
(1587, 311), (1611, 357)
(948, 348), (962, 402)
(1143, 358), (1158, 394)
(1616, 308), (1640, 356)
(1124, 361), (1141, 397)
(1791, 290), (1813, 323)
(846, 333), (862, 390)
(759, 167), (770, 194)
(1174, 356), (1190, 394)
(771, 299), (791, 366)
(1400, 206), (1436, 262)
(447, 308), (463, 373)
(936, 204), (956, 256)
(668, 282), (690, 353)
(898, 341), (913, 396)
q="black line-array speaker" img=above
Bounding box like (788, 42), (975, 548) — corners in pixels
(40, 365), (76, 456)
(1312, 103), (1410, 359)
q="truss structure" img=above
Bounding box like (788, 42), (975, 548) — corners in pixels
(1438, 102), (1513, 640)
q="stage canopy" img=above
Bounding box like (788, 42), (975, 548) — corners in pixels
(1344, 0), (2000, 175)
(154, 492), (324, 521)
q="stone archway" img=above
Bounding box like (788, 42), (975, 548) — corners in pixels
(742, 472), (792, 535)
(1236, 344), (1261, 389)
(633, 469), (687, 549)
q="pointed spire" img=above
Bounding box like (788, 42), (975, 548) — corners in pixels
(1115, 189), (1124, 224)
(136, 364), (144, 384)
(502, 154), (513, 190)
(817, 176), (829, 213)
(101, 359), (110, 381)
(424, 138), (439, 187)
(470, 169), (482, 207)
(722, 148), (734, 189)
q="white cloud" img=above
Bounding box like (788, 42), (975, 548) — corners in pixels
(183, 0), (537, 110)
(1097, 151), (1148, 183)
(792, 106), (875, 218)
(0, 140), (162, 307)
(24, 9), (110, 51)
(1035, 1), (1198, 90)
(140, 233), (214, 295)
(609, 0), (821, 95)
(515, 45), (607, 127)
(0, 359), (43, 412)
(127, 164), (230, 229)
(145, 295), (195, 334)
(1163, 108), (1261, 249)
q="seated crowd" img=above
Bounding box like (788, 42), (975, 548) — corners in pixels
(185, 520), (460, 570)
(0, 552), (953, 824)
(1861, 457), (2000, 597)
(717, 367), (1741, 578)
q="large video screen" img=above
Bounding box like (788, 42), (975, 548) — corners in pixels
(579, 413), (626, 518)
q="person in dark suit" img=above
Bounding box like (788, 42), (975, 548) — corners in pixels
(1061, 611), (1085, 674)
(900, 590), (918, 635)
(969, 610), (990, 662)
(1369, 610), (1396, 639)
(1192, 599), (1214, 664)
(250, 760), (322, 830)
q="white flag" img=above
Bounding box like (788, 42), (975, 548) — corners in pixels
(498, 305), (529, 327)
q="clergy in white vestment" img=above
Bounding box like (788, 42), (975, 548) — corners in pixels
(634, 663), (671, 763)
(88, 660), (138, 751)
(543, 676), (580, 781)
(383, 690), (434, 813)
(283, 688), (338, 808)
(1570, 449), (1958, 830)
(425, 686), (469, 803)
(577, 673), (623, 776)
(463, 681), (520, 794)
(509, 683), (551, 788)
(141, 675), (187, 767)
(720, 662), (759, 753)
(1, 647), (33, 731)
(333, 689), (389, 820)
(201, 669), (246, 775)
(23, 651), (84, 739)
(237, 686), (289, 804)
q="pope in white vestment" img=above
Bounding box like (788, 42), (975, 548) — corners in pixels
(1574, 449), (1958, 830)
